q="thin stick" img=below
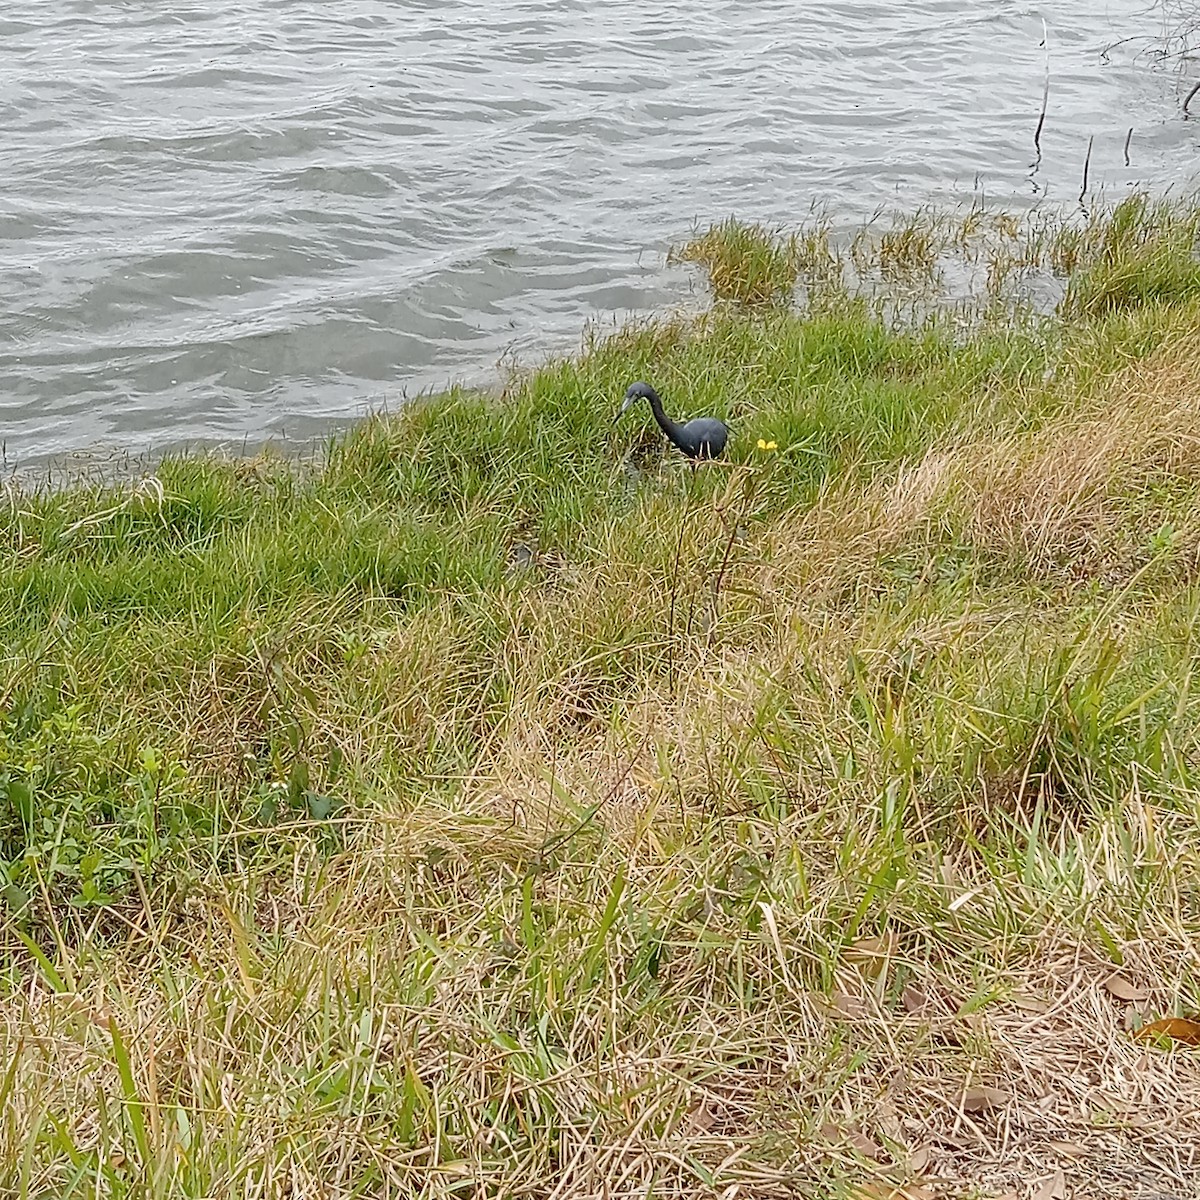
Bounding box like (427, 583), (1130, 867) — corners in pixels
(708, 467), (756, 636)
(1079, 135), (1093, 207)
(709, 506), (742, 634)
(666, 481), (690, 685)
(1123, 126), (1133, 167)
(1185, 80), (1200, 116)
(1032, 18), (1050, 170)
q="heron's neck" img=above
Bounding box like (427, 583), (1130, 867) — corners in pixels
(645, 388), (683, 445)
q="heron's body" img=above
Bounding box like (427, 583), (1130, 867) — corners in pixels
(619, 382), (729, 460)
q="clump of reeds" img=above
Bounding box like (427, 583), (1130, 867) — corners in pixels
(667, 194), (1200, 329)
(1058, 193), (1200, 315)
(874, 211), (944, 287)
(669, 217), (802, 308)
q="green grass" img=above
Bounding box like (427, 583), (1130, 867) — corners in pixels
(4, 195), (1200, 1197)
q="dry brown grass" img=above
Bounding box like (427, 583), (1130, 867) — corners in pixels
(749, 317), (1200, 608)
(4, 759), (1198, 1197)
(960, 331), (1200, 578)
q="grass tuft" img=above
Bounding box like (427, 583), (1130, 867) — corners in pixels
(669, 217), (802, 308)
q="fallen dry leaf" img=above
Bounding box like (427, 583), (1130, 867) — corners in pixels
(1047, 1139), (1087, 1159)
(876, 1103), (903, 1144)
(1009, 992), (1050, 1014)
(959, 1084), (1010, 1112)
(845, 934), (900, 978)
(1031, 1167), (1066, 1200)
(901, 984), (934, 1015)
(847, 1127), (886, 1161)
(685, 1103), (715, 1133)
(907, 1144), (932, 1174)
(831, 990), (870, 1019)
(1133, 1016), (1200, 1046)
(1103, 973), (1151, 1003)
(818, 1123), (885, 1160)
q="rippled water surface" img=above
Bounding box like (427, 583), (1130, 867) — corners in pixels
(2, 0), (1198, 467)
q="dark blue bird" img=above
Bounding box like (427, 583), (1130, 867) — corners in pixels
(618, 382), (729, 461)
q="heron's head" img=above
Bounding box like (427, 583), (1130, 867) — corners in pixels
(619, 381), (656, 415)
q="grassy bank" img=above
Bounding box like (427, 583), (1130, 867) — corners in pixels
(3, 196), (1200, 1198)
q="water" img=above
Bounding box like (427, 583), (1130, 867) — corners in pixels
(2, 0), (1198, 470)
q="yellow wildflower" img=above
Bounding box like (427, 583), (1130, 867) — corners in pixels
(756, 438), (778, 451)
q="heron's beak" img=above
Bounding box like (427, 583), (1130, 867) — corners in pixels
(618, 393), (637, 417)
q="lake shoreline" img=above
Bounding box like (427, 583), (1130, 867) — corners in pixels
(5, 0), (1194, 467)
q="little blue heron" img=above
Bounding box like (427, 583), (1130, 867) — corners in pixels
(618, 382), (729, 461)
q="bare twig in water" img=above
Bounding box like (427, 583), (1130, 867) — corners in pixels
(1100, 33), (1153, 63)
(1184, 79), (1200, 116)
(1124, 126), (1133, 167)
(1032, 19), (1050, 172)
(1079, 135), (1094, 207)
